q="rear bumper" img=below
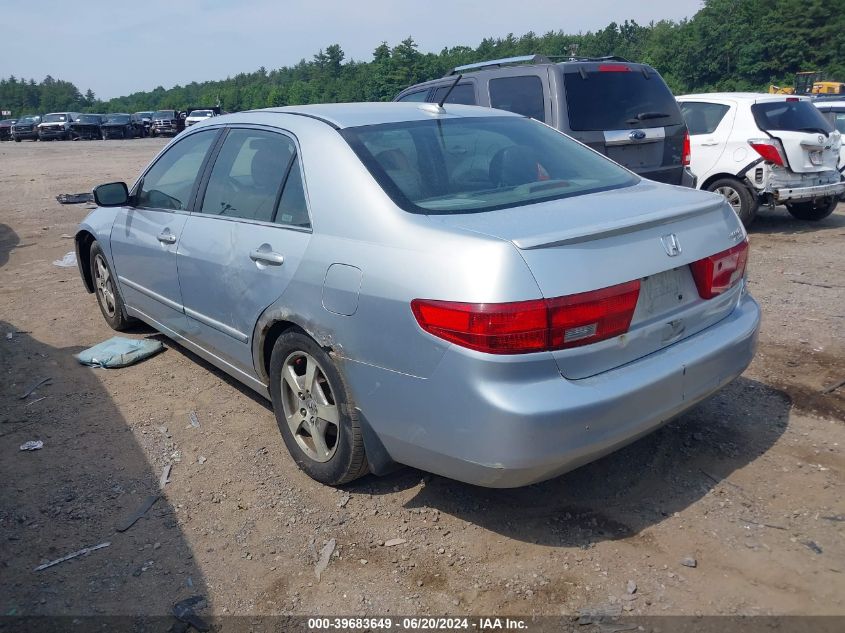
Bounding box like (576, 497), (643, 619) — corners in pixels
(774, 181), (845, 202)
(345, 292), (760, 488)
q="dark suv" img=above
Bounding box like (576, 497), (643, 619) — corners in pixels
(395, 55), (695, 187)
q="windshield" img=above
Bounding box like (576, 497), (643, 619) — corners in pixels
(342, 116), (638, 215)
(43, 113), (68, 123)
(136, 112), (153, 118)
(19, 116), (38, 124)
(76, 115), (100, 124)
(190, 110), (211, 117)
(105, 114), (130, 123)
(154, 110), (175, 118)
(563, 67), (683, 131)
(752, 100), (834, 134)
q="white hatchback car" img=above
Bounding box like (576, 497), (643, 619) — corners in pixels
(678, 93), (843, 225)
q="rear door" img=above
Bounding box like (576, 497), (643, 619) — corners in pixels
(177, 127), (312, 373)
(751, 98), (840, 173)
(679, 99), (736, 180)
(110, 129), (218, 335)
(561, 63), (686, 185)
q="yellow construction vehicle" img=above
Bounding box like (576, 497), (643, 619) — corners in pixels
(769, 72), (845, 96)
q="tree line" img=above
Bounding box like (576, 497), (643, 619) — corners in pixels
(1, 0), (842, 118)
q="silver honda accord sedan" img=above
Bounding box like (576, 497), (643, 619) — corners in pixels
(75, 102), (760, 487)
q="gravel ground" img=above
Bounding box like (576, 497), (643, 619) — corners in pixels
(1, 139), (843, 622)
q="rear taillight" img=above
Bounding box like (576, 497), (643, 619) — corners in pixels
(689, 240), (749, 300)
(598, 64), (631, 72)
(411, 280), (641, 355)
(748, 139), (786, 167)
(682, 130), (691, 166)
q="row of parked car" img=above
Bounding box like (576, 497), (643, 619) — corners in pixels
(394, 55), (843, 225)
(0, 108), (219, 142)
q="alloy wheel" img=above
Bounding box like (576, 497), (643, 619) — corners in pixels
(93, 254), (116, 317)
(715, 185), (742, 214)
(280, 351), (340, 463)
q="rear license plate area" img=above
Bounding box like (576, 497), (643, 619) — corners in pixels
(809, 150), (823, 166)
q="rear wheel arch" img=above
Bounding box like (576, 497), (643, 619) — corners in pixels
(75, 231), (97, 293)
(257, 318), (336, 383)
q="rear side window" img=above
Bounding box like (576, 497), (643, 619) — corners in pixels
(822, 110), (845, 134)
(200, 129), (298, 224)
(431, 83), (477, 105)
(396, 90), (429, 103)
(563, 68), (683, 131)
(751, 100), (833, 133)
(680, 102), (730, 135)
(489, 76), (545, 121)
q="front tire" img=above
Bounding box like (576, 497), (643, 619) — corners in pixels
(707, 177), (758, 227)
(269, 331), (368, 485)
(785, 196), (838, 221)
(89, 241), (132, 331)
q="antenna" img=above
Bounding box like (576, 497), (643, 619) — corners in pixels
(438, 74), (463, 108)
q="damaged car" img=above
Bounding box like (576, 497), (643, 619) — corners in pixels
(0, 118), (16, 141)
(101, 113), (141, 139)
(38, 111), (79, 140)
(70, 114), (104, 140)
(75, 103), (760, 488)
(12, 114), (42, 141)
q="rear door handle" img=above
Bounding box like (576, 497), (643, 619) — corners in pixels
(249, 247), (285, 266)
(157, 230), (177, 244)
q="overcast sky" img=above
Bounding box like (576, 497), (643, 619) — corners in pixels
(1, 0), (703, 100)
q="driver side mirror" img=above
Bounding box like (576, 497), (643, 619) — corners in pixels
(93, 182), (129, 207)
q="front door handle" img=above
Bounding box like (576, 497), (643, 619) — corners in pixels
(700, 138), (719, 146)
(157, 230), (177, 245)
(249, 246), (285, 266)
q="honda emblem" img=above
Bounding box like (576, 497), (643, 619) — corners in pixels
(660, 233), (682, 257)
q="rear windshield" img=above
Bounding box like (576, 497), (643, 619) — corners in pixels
(751, 100), (833, 134)
(563, 67), (683, 131)
(342, 116), (638, 215)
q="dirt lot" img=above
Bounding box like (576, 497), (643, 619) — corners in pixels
(1, 139), (844, 623)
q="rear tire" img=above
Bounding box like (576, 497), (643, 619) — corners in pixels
(707, 178), (758, 227)
(89, 241), (132, 331)
(785, 196), (838, 221)
(269, 330), (368, 486)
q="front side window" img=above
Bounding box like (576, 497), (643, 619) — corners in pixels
(680, 102), (731, 135)
(343, 116), (637, 215)
(489, 76), (545, 121)
(200, 129), (306, 225)
(431, 83), (477, 105)
(136, 130), (216, 211)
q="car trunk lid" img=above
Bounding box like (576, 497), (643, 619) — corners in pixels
(430, 180), (746, 379)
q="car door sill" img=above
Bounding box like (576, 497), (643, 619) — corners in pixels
(125, 305), (270, 399)
(184, 307), (250, 343)
(119, 276), (183, 312)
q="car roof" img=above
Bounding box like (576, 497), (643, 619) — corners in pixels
(244, 102), (520, 130)
(814, 100), (845, 109)
(677, 92), (813, 103)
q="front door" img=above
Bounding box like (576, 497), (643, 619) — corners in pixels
(177, 127), (312, 374)
(110, 129), (218, 334)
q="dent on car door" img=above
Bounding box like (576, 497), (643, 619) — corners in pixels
(177, 127), (312, 375)
(109, 129), (218, 335)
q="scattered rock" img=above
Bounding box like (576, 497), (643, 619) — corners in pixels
(384, 538), (406, 547)
(626, 579), (637, 594)
(198, 455), (207, 465)
(19, 440), (44, 451)
(680, 556), (697, 568)
(315, 539), (336, 581)
(802, 540), (823, 555)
